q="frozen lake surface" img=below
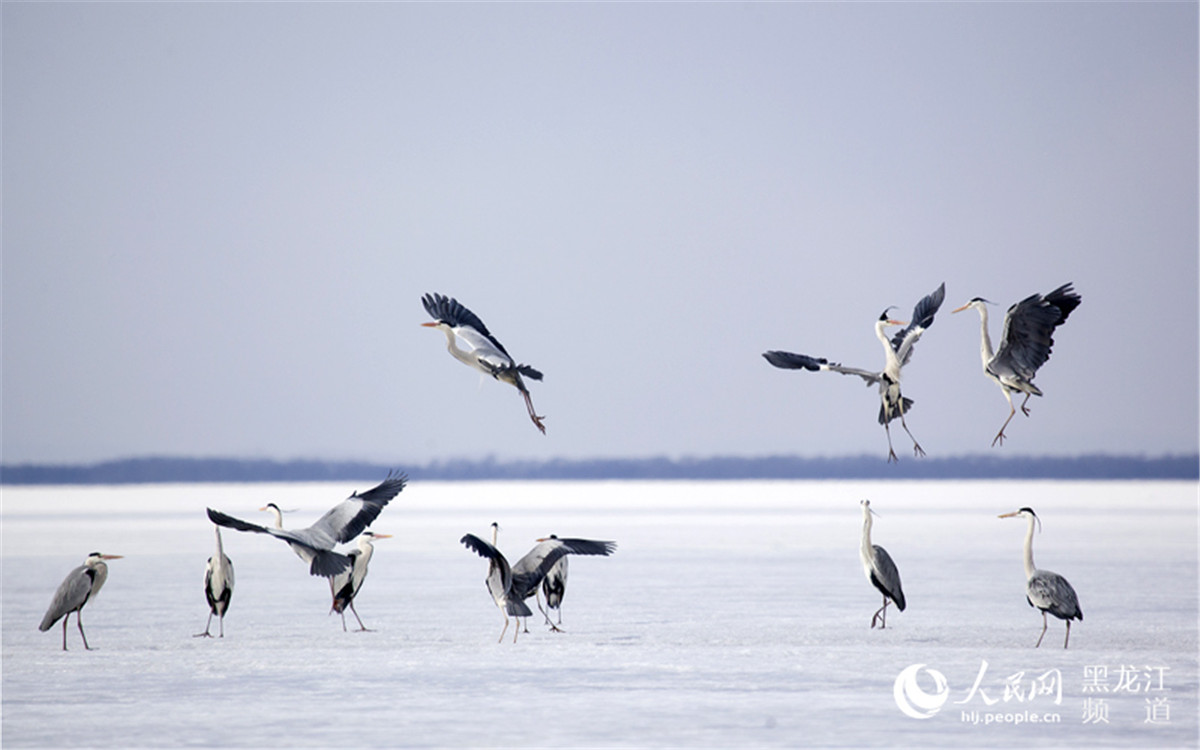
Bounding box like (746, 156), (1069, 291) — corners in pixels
(2, 480), (1197, 748)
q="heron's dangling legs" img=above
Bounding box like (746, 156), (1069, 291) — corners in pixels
(349, 602), (372, 632)
(884, 425), (900, 464)
(1020, 393), (1034, 417)
(993, 391), (1018, 447)
(194, 613), (215, 638)
(1034, 611), (1048, 648)
(522, 391), (546, 434)
(898, 412), (925, 458)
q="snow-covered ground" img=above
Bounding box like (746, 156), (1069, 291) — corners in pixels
(2, 480), (1196, 748)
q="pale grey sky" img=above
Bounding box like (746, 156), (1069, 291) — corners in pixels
(4, 2), (1197, 466)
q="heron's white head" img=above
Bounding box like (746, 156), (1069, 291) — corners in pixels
(860, 499), (879, 518)
(952, 298), (992, 314)
(877, 308), (907, 327)
(998, 507), (1041, 532)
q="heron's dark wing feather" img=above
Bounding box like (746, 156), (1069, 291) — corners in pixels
(870, 545), (906, 610)
(510, 538), (616, 600)
(461, 534), (513, 603)
(890, 282), (945, 366)
(315, 472), (407, 544)
(764, 350), (881, 385)
(1027, 569), (1082, 621)
(207, 507), (273, 536)
(39, 564), (92, 630)
(994, 285), (1079, 380)
(421, 293), (513, 358)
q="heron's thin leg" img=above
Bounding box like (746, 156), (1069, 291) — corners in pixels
(1035, 611), (1048, 648)
(194, 612), (215, 638)
(522, 391), (546, 434)
(897, 410), (925, 458)
(537, 587), (551, 625)
(884, 424), (900, 464)
(1063, 620), (1071, 649)
(498, 613), (509, 644)
(349, 602), (372, 632)
(512, 617), (521, 643)
(61, 616), (69, 651)
(77, 610), (91, 650)
(218, 614), (224, 638)
(993, 392), (1017, 447)
(1019, 393), (1033, 417)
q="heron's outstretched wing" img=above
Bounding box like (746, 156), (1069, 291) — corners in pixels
(461, 534), (513, 605)
(763, 350), (881, 385)
(868, 544), (905, 610)
(422, 293), (513, 358)
(890, 282), (945, 366)
(994, 284), (1081, 381)
(1027, 569), (1082, 621)
(312, 471), (407, 545)
(509, 538), (617, 600)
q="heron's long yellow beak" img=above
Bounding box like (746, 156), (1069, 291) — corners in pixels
(101, 554), (124, 560)
(951, 303), (973, 314)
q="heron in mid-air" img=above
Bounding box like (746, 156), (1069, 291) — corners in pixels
(460, 523), (616, 642)
(39, 552), (123, 651)
(421, 292), (546, 434)
(999, 507), (1082, 648)
(206, 472), (407, 577)
(859, 500), (905, 629)
(764, 282), (945, 462)
(952, 283), (1081, 446)
(195, 525), (234, 638)
(330, 530), (392, 632)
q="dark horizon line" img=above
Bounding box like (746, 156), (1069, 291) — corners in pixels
(2, 452), (1197, 484)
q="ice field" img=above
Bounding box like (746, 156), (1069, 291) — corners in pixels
(2, 479), (1197, 748)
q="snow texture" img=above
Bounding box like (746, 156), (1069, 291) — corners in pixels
(3, 480), (1196, 748)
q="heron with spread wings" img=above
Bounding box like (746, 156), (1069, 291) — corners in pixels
(764, 282), (945, 462)
(953, 284), (1081, 446)
(422, 293), (546, 434)
(460, 523), (616, 642)
(206, 472), (407, 578)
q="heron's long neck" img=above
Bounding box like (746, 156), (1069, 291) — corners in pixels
(491, 525), (499, 547)
(975, 305), (995, 367)
(860, 511), (874, 561)
(440, 327), (476, 368)
(1022, 515), (1037, 579)
(875, 319), (901, 376)
(268, 507), (284, 529)
(214, 526), (225, 556)
(359, 538), (375, 566)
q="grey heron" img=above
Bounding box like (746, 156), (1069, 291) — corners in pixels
(539, 545), (568, 629)
(859, 500), (905, 628)
(206, 471), (407, 577)
(460, 523), (616, 642)
(39, 552), (123, 651)
(421, 292), (546, 434)
(330, 531), (392, 632)
(952, 283), (1081, 446)
(764, 282), (945, 462)
(999, 507), (1082, 648)
(195, 525), (234, 638)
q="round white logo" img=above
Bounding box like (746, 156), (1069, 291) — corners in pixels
(893, 663), (950, 719)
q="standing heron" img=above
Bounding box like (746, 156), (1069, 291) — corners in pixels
(39, 552), (123, 651)
(460, 523), (616, 642)
(206, 472), (407, 577)
(421, 292), (546, 434)
(999, 507), (1082, 648)
(764, 282), (945, 462)
(330, 530), (392, 632)
(952, 283), (1081, 446)
(859, 500), (905, 629)
(195, 525), (234, 638)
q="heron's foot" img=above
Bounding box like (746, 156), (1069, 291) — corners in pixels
(354, 627), (375, 633)
(912, 442), (926, 458)
(991, 431), (1007, 448)
(886, 448), (899, 464)
(192, 632), (214, 638)
(547, 623), (565, 633)
(1021, 405), (1032, 417)
(531, 414), (547, 434)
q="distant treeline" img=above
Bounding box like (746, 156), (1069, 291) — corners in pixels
(2, 453), (1197, 484)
